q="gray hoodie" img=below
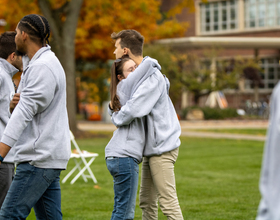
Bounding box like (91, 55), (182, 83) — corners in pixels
(106, 57), (159, 162)
(1, 46), (71, 169)
(0, 58), (18, 163)
(111, 57), (181, 157)
(256, 81), (280, 220)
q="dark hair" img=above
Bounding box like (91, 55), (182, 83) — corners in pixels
(0, 32), (16, 59)
(110, 55), (131, 111)
(18, 14), (50, 46)
(111, 30), (144, 56)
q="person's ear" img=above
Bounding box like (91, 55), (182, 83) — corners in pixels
(21, 31), (27, 41)
(7, 52), (16, 62)
(11, 52), (16, 60)
(123, 47), (129, 55)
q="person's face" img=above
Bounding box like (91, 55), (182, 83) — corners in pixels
(122, 59), (137, 79)
(114, 38), (125, 59)
(15, 25), (26, 54)
(12, 55), (23, 72)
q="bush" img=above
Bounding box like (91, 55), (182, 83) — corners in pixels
(181, 107), (239, 120)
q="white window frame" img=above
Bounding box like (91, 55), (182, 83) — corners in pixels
(199, 0), (239, 34)
(259, 57), (280, 89)
(244, 0), (280, 29)
(196, 0), (280, 36)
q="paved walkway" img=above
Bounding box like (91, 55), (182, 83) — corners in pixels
(78, 120), (268, 141)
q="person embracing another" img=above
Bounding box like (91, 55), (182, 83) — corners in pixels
(110, 30), (184, 220)
(0, 14), (70, 219)
(106, 53), (160, 219)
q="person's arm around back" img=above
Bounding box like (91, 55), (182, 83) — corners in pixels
(111, 74), (162, 127)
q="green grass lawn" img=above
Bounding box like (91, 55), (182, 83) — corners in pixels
(26, 135), (264, 220)
(185, 128), (267, 136)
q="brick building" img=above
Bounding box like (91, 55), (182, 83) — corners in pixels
(159, 0), (280, 110)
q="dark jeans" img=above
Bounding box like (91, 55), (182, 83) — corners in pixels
(0, 162), (62, 220)
(106, 157), (139, 220)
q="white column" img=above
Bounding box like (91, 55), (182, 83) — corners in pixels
(181, 90), (188, 109)
(239, 0), (245, 31)
(210, 58), (216, 88)
(195, 0), (201, 36)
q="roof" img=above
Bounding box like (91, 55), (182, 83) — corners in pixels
(156, 37), (280, 49)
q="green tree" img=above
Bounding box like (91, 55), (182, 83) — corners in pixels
(144, 44), (182, 108)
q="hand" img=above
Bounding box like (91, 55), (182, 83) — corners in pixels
(0, 142), (11, 164)
(10, 93), (20, 113)
(109, 101), (113, 110)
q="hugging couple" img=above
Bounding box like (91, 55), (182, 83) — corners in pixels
(105, 29), (184, 220)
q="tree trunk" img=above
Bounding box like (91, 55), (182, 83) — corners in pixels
(59, 42), (77, 134)
(193, 92), (200, 106)
(38, 0), (84, 135)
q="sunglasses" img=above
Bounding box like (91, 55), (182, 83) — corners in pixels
(114, 55), (130, 76)
(114, 58), (122, 75)
(114, 58), (122, 65)
(114, 54), (129, 65)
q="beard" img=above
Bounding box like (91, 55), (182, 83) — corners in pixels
(15, 49), (26, 56)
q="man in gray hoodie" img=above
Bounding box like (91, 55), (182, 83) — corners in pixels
(0, 31), (22, 209)
(0, 14), (70, 219)
(111, 30), (183, 220)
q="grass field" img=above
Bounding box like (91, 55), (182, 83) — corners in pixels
(26, 134), (264, 220)
(184, 128), (267, 136)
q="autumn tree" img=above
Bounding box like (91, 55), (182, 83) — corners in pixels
(0, 0), (194, 134)
(0, 0), (83, 134)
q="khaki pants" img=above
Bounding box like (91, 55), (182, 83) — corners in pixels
(139, 148), (184, 220)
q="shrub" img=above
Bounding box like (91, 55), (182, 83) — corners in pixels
(181, 107), (239, 120)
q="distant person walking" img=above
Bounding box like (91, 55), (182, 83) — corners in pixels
(256, 81), (280, 220)
(0, 14), (70, 219)
(0, 31), (22, 209)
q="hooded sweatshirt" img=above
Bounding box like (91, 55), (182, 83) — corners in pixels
(256, 81), (280, 220)
(0, 58), (18, 163)
(1, 46), (71, 169)
(111, 57), (181, 157)
(106, 57), (159, 162)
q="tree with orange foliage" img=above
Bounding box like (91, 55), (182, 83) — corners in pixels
(0, 0), (194, 134)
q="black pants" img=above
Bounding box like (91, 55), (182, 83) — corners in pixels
(0, 162), (15, 208)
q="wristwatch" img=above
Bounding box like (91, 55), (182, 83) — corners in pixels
(0, 155), (3, 163)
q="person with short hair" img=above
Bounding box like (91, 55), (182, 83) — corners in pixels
(111, 30), (184, 220)
(0, 14), (70, 219)
(0, 31), (22, 209)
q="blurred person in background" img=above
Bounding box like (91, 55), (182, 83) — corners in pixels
(110, 29), (183, 220)
(0, 31), (22, 209)
(256, 81), (280, 219)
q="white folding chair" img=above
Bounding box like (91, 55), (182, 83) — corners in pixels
(62, 131), (99, 184)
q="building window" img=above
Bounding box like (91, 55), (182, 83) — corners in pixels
(245, 0), (280, 28)
(200, 0), (238, 33)
(259, 57), (280, 89)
